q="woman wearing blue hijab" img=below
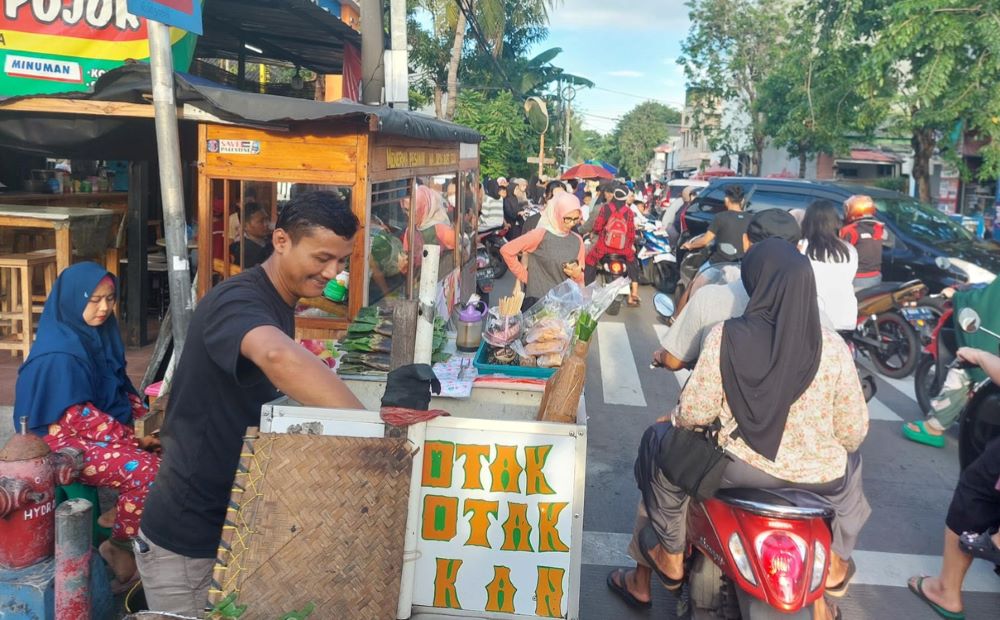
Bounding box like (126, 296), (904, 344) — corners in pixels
(14, 262), (160, 593)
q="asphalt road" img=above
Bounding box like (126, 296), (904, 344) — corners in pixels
(575, 286), (1000, 619)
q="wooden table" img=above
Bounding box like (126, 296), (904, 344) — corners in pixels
(0, 204), (115, 273)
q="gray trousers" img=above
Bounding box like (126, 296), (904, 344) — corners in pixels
(629, 452), (871, 562)
(134, 527), (214, 617)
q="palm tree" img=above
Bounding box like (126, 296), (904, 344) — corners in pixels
(417, 0), (560, 120)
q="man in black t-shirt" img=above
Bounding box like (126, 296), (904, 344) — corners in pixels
(681, 184), (750, 265)
(135, 191), (365, 616)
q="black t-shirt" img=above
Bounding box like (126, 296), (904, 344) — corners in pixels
(140, 266), (294, 558)
(708, 210), (750, 264)
(229, 237), (270, 268)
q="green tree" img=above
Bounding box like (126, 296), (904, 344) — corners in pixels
(453, 89), (534, 177)
(756, 2), (885, 177)
(851, 0), (1000, 201)
(678, 0), (792, 175)
(610, 102), (682, 178)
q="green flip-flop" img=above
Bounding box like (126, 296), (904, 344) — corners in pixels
(902, 420), (945, 448)
(908, 577), (965, 619)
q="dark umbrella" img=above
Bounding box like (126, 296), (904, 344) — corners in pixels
(561, 163), (615, 180)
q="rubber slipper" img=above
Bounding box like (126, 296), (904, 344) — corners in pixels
(825, 557), (856, 598)
(637, 524), (684, 591)
(627, 296), (641, 307)
(959, 530), (1000, 564)
(907, 576), (965, 619)
(824, 597), (843, 620)
(902, 420), (945, 448)
(606, 568), (652, 609)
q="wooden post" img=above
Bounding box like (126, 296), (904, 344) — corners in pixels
(126, 161), (149, 346)
(389, 300), (418, 371)
(538, 133), (546, 178)
(55, 498), (93, 620)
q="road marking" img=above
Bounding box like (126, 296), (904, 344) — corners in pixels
(598, 322), (647, 407)
(581, 531), (1000, 593)
(867, 398), (903, 422)
(652, 324), (691, 385)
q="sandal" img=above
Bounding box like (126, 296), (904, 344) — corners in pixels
(605, 568), (652, 609)
(907, 576), (965, 619)
(959, 530), (1000, 564)
(110, 571), (141, 595)
(627, 296), (641, 307)
(637, 524), (684, 591)
(902, 420), (945, 448)
(825, 557), (855, 598)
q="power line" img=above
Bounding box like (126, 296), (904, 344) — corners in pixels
(451, 0), (517, 95)
(592, 85), (683, 108)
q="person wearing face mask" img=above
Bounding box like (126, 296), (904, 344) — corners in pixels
(501, 192), (586, 310)
(135, 192), (366, 615)
(14, 262), (161, 594)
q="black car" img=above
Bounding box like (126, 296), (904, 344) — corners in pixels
(681, 177), (1000, 292)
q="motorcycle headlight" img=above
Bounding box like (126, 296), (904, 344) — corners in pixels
(944, 257), (996, 285)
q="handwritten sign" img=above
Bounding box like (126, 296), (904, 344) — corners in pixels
(386, 147), (458, 170)
(412, 425), (577, 617)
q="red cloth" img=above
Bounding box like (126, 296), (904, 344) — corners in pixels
(586, 201), (636, 266)
(43, 400), (159, 541)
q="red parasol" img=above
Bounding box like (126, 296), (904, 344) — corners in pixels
(561, 163), (615, 180)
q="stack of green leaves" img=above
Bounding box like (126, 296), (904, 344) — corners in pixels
(575, 311), (598, 343)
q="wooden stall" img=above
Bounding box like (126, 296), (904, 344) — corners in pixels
(196, 116), (482, 339)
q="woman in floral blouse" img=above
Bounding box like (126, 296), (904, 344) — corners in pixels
(609, 239), (870, 618)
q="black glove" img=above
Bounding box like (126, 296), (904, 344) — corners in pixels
(381, 363), (441, 411)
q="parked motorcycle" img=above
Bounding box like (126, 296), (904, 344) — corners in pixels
(845, 280), (926, 379)
(636, 222), (678, 293)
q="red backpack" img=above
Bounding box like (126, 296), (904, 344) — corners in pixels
(603, 204), (630, 251)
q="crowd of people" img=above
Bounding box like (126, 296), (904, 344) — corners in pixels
(9, 173), (999, 619)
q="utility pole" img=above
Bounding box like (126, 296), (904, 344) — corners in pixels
(360, 0), (386, 104)
(147, 20), (194, 355)
(561, 85), (576, 170)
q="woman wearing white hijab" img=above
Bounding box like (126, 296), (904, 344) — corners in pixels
(501, 193), (586, 309)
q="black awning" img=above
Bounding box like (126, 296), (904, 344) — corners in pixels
(0, 64), (481, 157)
(196, 0), (362, 75)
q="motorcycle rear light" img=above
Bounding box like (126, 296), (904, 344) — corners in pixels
(810, 541), (826, 592)
(611, 262), (624, 274)
(756, 532), (807, 605)
(728, 533), (757, 586)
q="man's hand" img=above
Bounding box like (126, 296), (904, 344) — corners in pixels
(957, 347), (983, 366)
(563, 261), (583, 280)
(136, 435), (162, 454)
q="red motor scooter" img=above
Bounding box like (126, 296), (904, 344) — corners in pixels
(685, 486), (835, 619)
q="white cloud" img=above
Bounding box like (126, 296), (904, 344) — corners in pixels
(608, 70), (644, 78)
(549, 0), (690, 32)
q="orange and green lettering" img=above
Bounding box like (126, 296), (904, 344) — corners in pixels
(524, 445), (556, 495)
(456, 444), (490, 490)
(485, 565), (517, 612)
(422, 441), (455, 488)
(422, 495), (458, 541)
(432, 558), (463, 608)
(500, 502), (534, 552)
(537, 502), (570, 552)
(489, 445), (523, 493)
(463, 498), (498, 548)
(535, 566), (566, 617)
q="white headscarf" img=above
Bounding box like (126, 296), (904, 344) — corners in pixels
(539, 192), (582, 237)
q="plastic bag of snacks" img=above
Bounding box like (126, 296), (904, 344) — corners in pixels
(484, 307), (522, 347)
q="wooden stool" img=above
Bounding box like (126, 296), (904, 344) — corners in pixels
(0, 250), (57, 359)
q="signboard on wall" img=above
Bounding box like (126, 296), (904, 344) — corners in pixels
(0, 0), (199, 97)
(386, 147), (459, 170)
(127, 0), (203, 34)
(413, 424), (579, 618)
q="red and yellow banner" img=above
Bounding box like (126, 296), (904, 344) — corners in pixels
(1, 0), (199, 96)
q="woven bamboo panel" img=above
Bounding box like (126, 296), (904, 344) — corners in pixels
(209, 430), (414, 619)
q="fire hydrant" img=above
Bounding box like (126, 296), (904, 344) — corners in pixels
(0, 417), (96, 619)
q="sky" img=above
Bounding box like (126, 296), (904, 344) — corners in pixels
(536, 0), (693, 134)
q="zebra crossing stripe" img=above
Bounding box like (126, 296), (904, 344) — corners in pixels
(597, 322), (647, 407)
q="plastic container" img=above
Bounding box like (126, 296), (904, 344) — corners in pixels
(472, 341), (556, 379)
(323, 280), (347, 302)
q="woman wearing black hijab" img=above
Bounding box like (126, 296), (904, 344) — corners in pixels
(610, 239), (870, 616)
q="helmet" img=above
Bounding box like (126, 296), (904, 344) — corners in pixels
(844, 195), (876, 223)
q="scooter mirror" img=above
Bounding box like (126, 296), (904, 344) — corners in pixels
(958, 308), (982, 333)
(654, 293), (675, 318)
